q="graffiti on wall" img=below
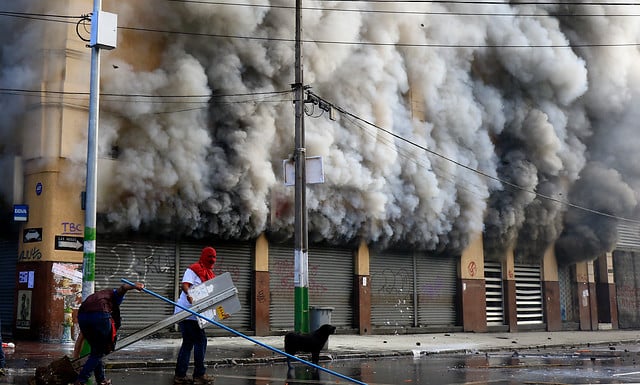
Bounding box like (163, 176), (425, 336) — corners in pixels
(94, 243), (175, 291)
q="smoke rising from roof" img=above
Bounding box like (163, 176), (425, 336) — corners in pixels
(1, 1), (640, 263)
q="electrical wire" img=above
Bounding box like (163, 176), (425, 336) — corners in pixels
(306, 91), (640, 225)
(167, 0), (640, 17)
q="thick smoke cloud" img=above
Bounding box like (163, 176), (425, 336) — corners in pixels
(2, 1), (640, 263)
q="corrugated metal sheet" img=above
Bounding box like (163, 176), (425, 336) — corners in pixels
(617, 223), (640, 251)
(370, 251), (415, 328)
(178, 241), (253, 331)
(269, 244), (354, 331)
(514, 264), (543, 325)
(485, 261), (504, 326)
(95, 238), (177, 332)
(415, 255), (457, 326)
(0, 240), (17, 335)
(613, 250), (640, 328)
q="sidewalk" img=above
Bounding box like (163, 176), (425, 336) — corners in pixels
(5, 329), (640, 372)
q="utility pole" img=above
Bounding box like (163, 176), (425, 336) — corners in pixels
(82, 0), (103, 301)
(82, 0), (117, 300)
(293, 0), (309, 333)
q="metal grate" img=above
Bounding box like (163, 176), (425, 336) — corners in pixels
(514, 264), (543, 325)
(485, 261), (504, 326)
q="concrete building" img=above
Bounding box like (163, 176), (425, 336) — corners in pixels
(1, 1), (639, 342)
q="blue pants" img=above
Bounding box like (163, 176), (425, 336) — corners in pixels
(77, 312), (112, 383)
(175, 320), (207, 377)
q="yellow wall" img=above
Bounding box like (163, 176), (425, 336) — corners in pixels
(460, 233), (484, 280)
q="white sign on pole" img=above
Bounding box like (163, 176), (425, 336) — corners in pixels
(283, 156), (325, 186)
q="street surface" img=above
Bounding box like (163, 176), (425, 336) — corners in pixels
(4, 343), (640, 384)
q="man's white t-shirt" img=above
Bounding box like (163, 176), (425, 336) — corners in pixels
(174, 268), (203, 320)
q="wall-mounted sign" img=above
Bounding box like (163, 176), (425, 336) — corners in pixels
(13, 205), (28, 222)
(23, 228), (42, 243)
(35, 182), (43, 196)
(55, 235), (84, 252)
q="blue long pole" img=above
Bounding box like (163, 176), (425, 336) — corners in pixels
(121, 279), (367, 385)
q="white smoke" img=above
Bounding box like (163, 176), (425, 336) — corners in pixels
(2, 1), (640, 262)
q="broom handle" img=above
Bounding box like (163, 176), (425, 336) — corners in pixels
(122, 278), (367, 385)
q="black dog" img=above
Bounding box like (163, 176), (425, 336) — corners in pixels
(284, 324), (336, 367)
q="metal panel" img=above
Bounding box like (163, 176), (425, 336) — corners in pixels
(269, 244), (354, 331)
(613, 250), (640, 328)
(558, 265), (577, 322)
(95, 238), (177, 332)
(514, 264), (543, 325)
(178, 241), (253, 331)
(0, 240), (17, 336)
(484, 261), (504, 326)
(370, 250), (414, 328)
(617, 223), (640, 252)
(415, 255), (457, 326)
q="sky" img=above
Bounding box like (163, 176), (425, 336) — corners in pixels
(2, 0), (640, 264)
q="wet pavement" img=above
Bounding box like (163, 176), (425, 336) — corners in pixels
(3, 328), (640, 373)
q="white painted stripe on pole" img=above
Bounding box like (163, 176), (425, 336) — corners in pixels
(84, 240), (96, 253)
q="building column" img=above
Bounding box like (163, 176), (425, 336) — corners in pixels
(355, 240), (371, 335)
(575, 262), (593, 330)
(253, 234), (270, 336)
(541, 246), (561, 331)
(460, 234), (487, 332)
(503, 247), (518, 332)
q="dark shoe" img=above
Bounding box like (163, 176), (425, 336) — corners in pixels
(193, 374), (214, 385)
(174, 376), (192, 385)
(73, 381), (85, 385)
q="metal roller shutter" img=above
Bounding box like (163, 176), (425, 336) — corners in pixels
(514, 264), (543, 325)
(415, 255), (457, 326)
(268, 244), (354, 331)
(370, 250), (415, 328)
(95, 238), (177, 332)
(178, 241), (253, 331)
(617, 223), (640, 251)
(613, 250), (640, 328)
(485, 261), (504, 326)
(0, 240), (17, 335)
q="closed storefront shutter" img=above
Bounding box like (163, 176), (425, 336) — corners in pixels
(178, 241), (253, 331)
(95, 238), (177, 332)
(370, 250), (415, 328)
(269, 244), (354, 331)
(0, 240), (17, 335)
(485, 261), (505, 326)
(613, 250), (640, 328)
(514, 264), (543, 325)
(415, 255), (457, 326)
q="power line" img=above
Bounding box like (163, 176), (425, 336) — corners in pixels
(0, 87), (291, 100)
(168, 0), (640, 17)
(306, 90), (640, 225)
(2, 9), (640, 48)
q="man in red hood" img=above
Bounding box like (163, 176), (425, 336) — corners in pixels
(173, 247), (217, 385)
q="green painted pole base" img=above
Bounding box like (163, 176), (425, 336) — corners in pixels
(294, 286), (309, 333)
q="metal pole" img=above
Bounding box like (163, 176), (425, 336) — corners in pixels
(82, 0), (102, 300)
(293, 0), (309, 333)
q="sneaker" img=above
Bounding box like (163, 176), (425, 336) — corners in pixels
(99, 379), (112, 385)
(173, 376), (192, 385)
(0, 368), (5, 376)
(193, 374), (214, 385)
